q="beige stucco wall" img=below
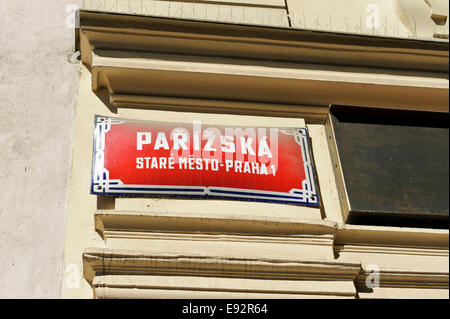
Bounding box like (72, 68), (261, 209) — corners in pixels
(0, 0), (81, 298)
(84, 0), (449, 40)
(84, 0), (290, 27)
(287, 0), (448, 39)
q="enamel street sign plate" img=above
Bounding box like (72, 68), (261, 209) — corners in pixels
(91, 115), (319, 206)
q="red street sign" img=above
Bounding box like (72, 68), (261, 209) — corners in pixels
(91, 116), (319, 206)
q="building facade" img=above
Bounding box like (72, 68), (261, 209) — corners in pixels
(1, 0), (448, 299)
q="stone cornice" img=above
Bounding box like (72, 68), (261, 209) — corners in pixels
(83, 246), (448, 293)
(83, 247), (362, 283)
(356, 269), (449, 289)
(79, 10), (449, 122)
(94, 209), (338, 239)
(335, 224), (449, 251)
(110, 94), (328, 121)
(95, 210), (449, 252)
(86, 208), (448, 297)
(79, 10), (448, 73)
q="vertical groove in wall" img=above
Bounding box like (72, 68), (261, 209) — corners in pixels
(284, 0), (292, 27)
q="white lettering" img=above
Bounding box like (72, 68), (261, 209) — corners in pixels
(225, 160), (233, 172)
(260, 164), (268, 175)
(179, 157), (188, 169)
(240, 137), (256, 156)
(137, 132), (151, 150)
(258, 137), (273, 158)
(151, 157), (158, 169)
(243, 161), (251, 174)
(159, 157), (167, 169)
(154, 132), (170, 150)
(204, 133), (216, 152)
(251, 162), (259, 174)
(211, 159), (219, 171)
(235, 161), (243, 173)
(195, 158), (203, 170)
(136, 157), (144, 169)
(221, 135), (235, 153)
(172, 131), (188, 150)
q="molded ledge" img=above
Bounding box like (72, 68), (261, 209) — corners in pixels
(79, 10), (449, 72)
(83, 247), (362, 284)
(92, 275), (357, 299)
(356, 269), (449, 289)
(94, 209), (338, 239)
(335, 224), (449, 250)
(79, 10), (449, 122)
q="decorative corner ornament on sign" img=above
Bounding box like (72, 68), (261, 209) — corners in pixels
(91, 115), (320, 207)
